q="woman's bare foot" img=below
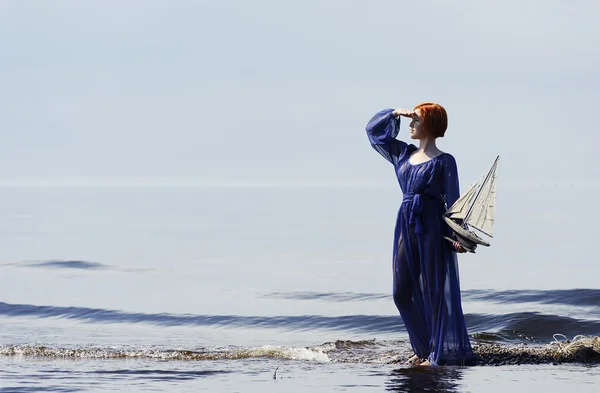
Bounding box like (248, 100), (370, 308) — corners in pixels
(404, 354), (421, 365)
(419, 360), (431, 366)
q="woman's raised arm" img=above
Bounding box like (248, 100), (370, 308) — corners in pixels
(365, 108), (409, 166)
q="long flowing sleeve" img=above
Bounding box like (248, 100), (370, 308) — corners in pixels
(365, 108), (409, 166)
(442, 154), (460, 211)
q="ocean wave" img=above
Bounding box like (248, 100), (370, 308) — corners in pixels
(467, 312), (600, 341)
(0, 301), (404, 333)
(18, 260), (107, 270)
(1, 301), (599, 342)
(1, 260), (154, 273)
(464, 289), (600, 308)
(260, 289), (600, 308)
(0, 344), (332, 363)
(259, 291), (389, 301)
(2, 336), (599, 366)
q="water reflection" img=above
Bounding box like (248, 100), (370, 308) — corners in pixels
(386, 366), (465, 393)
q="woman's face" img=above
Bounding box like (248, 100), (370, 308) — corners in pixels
(409, 109), (427, 140)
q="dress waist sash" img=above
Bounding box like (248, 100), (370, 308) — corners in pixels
(402, 192), (442, 234)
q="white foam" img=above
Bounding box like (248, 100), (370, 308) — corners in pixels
(247, 345), (331, 362)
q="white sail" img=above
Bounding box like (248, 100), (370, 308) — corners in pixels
(446, 180), (479, 220)
(464, 156), (499, 237)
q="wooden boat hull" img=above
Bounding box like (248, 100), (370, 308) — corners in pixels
(444, 216), (490, 247)
(443, 236), (477, 253)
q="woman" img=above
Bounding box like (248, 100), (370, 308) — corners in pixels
(365, 103), (477, 366)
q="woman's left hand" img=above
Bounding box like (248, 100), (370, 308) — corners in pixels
(392, 108), (417, 118)
(453, 241), (466, 253)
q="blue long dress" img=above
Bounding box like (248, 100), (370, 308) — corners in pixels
(365, 108), (477, 366)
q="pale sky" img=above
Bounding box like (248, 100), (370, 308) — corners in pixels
(1, 0), (598, 187)
(2, 1), (600, 302)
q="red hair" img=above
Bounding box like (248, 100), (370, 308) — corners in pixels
(413, 102), (448, 138)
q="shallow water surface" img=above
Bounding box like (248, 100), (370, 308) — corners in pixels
(1, 187), (599, 392)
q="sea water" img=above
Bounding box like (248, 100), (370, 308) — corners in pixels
(1, 186), (599, 392)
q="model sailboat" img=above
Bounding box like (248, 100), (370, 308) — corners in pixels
(443, 155), (499, 253)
